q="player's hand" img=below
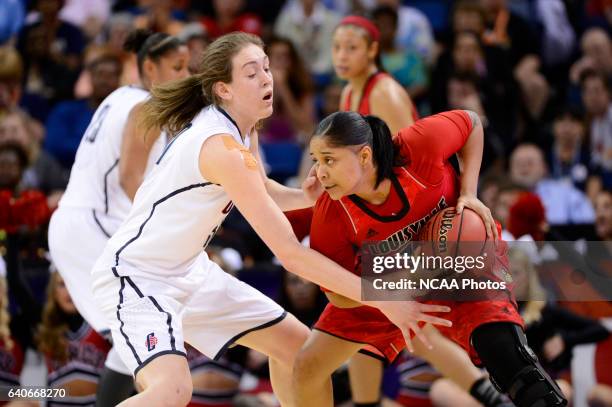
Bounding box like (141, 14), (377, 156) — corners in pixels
(371, 300), (452, 352)
(302, 164), (324, 205)
(456, 194), (498, 241)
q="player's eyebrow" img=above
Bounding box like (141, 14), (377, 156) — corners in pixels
(241, 56), (269, 69)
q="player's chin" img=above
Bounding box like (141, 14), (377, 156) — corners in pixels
(259, 103), (274, 118)
(325, 187), (344, 200)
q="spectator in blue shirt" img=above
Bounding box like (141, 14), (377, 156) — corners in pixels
(44, 52), (122, 169)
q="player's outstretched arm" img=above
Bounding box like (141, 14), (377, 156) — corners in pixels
(200, 134), (452, 350)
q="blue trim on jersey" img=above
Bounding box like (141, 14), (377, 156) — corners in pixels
(156, 123), (192, 165)
(133, 350), (187, 377)
(92, 209), (111, 238)
(113, 182), (212, 267)
(124, 276), (178, 352)
(213, 311), (288, 361)
(110, 183), (213, 367)
(217, 107), (243, 141)
(103, 159), (119, 214)
(117, 276), (142, 365)
(147, 295), (177, 351)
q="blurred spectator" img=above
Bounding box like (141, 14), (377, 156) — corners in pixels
(493, 181), (525, 230)
(18, 0), (85, 71)
(446, 72), (505, 172)
(448, 0), (487, 42)
(371, 5), (428, 99)
(0, 109), (68, 206)
(186, 343), (248, 406)
(586, 0), (612, 28)
(546, 107), (593, 192)
(59, 0), (111, 40)
(570, 28), (612, 86)
(319, 0), (376, 15)
(0, 141), (29, 192)
(274, 0), (341, 78)
(44, 52), (122, 169)
(0, 0), (25, 45)
(37, 271), (111, 405)
(16, 0), (86, 120)
(375, 0), (435, 65)
(0, 258), (25, 390)
(0, 46), (23, 116)
(594, 188), (612, 241)
(277, 271), (326, 327)
(480, 0), (550, 122)
(177, 22), (209, 74)
(581, 70), (612, 188)
(318, 81), (343, 119)
(431, 31), (515, 142)
(533, 0), (575, 68)
(133, 0), (185, 35)
(104, 13), (140, 85)
(260, 37), (315, 144)
(201, 0), (262, 40)
(510, 143), (595, 225)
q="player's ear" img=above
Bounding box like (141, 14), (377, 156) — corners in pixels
(368, 41), (379, 61)
(214, 81), (232, 102)
(360, 145), (372, 166)
(143, 59), (156, 81)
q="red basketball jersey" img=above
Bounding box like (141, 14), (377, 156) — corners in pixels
(342, 72), (419, 122)
(310, 110), (471, 283)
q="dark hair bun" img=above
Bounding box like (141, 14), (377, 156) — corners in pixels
(123, 29), (154, 53)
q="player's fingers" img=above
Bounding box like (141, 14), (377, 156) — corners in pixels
(303, 176), (315, 188)
(402, 328), (414, 353)
(485, 218), (494, 239)
(411, 323), (432, 350)
(417, 304), (451, 313)
(491, 218), (499, 241)
(456, 200), (465, 213)
(307, 164), (317, 177)
(418, 314), (453, 327)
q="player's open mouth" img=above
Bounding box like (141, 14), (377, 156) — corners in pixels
(324, 185), (336, 190)
(263, 92), (272, 101)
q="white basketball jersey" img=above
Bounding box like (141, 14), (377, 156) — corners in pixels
(99, 105), (247, 276)
(59, 85), (164, 234)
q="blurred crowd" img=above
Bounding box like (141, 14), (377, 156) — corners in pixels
(0, 0), (611, 406)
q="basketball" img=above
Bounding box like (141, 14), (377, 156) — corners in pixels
(417, 207), (488, 257)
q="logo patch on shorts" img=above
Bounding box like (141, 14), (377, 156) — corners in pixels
(146, 332), (158, 351)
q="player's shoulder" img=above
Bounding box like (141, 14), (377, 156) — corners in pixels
(369, 73), (409, 106)
(101, 85), (149, 108)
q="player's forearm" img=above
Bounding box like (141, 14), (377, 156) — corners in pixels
(282, 245), (365, 303)
(265, 179), (313, 211)
(457, 112), (484, 196)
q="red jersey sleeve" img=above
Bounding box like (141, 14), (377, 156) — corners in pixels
(284, 207), (314, 242)
(310, 195), (357, 291)
(395, 110), (472, 184)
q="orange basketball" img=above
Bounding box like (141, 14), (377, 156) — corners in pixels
(418, 207), (488, 257)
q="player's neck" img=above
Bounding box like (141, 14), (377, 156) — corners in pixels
(355, 176), (392, 205)
(349, 65), (378, 94)
(219, 105), (255, 141)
